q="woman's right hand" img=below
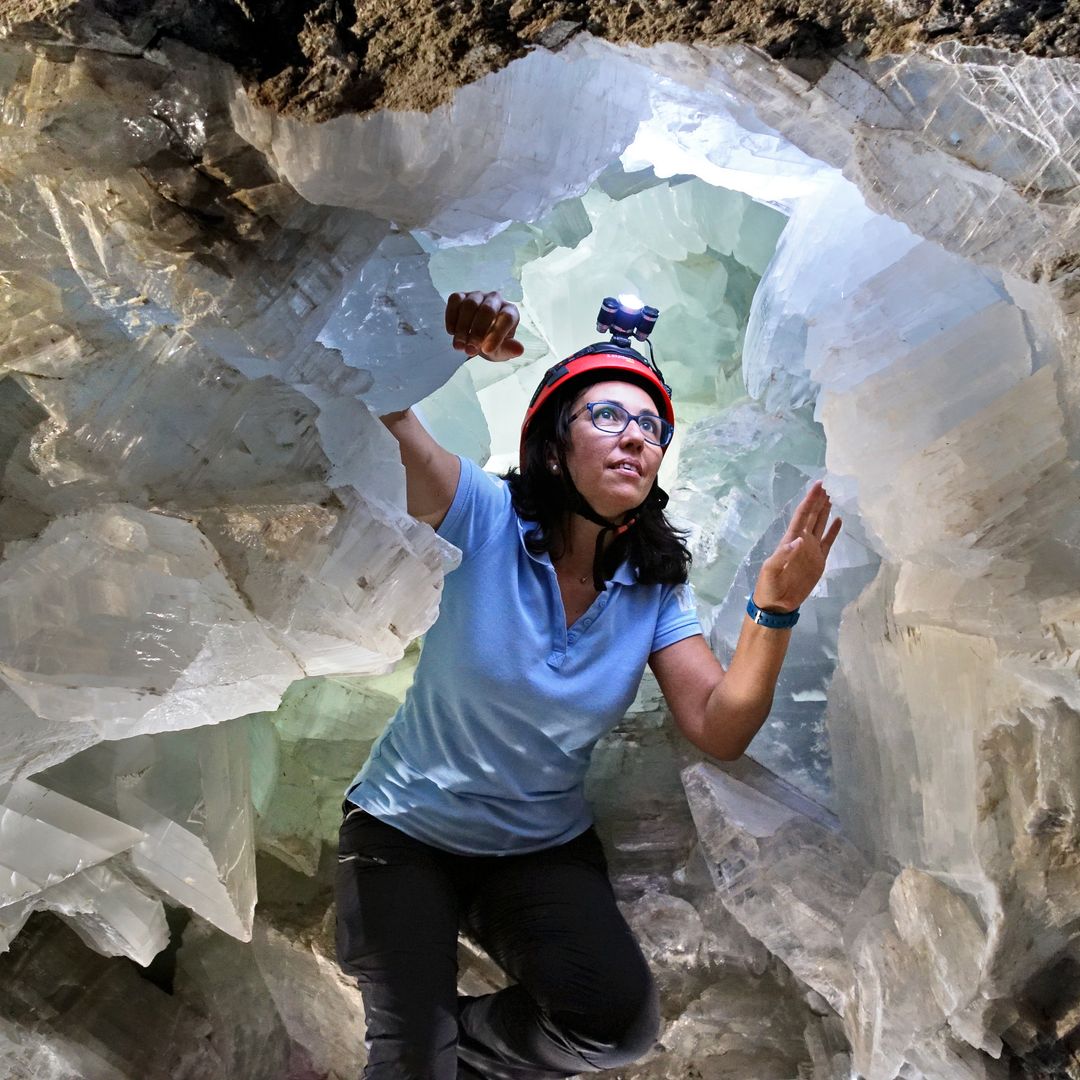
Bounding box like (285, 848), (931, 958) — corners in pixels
(445, 291), (524, 362)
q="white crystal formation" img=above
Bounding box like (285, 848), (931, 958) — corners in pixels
(39, 720), (257, 940)
(0, 503), (302, 738)
(0, 31), (461, 1007)
(0, 779), (143, 909)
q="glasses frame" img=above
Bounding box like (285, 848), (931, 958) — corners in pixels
(569, 400), (674, 448)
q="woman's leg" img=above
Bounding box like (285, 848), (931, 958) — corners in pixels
(335, 806), (463, 1079)
(456, 828), (659, 1079)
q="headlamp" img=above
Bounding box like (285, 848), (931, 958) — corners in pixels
(596, 295), (660, 347)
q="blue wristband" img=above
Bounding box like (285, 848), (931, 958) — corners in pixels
(746, 595), (800, 629)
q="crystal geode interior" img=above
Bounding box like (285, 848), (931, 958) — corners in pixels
(0, 17), (1078, 1080)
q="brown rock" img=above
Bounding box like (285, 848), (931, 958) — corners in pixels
(1, 0), (1077, 124)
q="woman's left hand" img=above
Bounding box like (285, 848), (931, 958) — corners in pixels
(752, 480), (842, 614)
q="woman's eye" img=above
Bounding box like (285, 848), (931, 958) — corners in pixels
(595, 406), (617, 421)
(640, 417), (660, 436)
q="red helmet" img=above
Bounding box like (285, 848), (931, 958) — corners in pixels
(519, 343), (674, 468)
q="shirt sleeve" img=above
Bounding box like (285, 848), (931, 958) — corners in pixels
(651, 581), (704, 653)
(436, 456), (512, 559)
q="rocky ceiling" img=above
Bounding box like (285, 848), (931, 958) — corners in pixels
(2, 0), (1079, 118)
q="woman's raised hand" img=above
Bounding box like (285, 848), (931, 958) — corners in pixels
(753, 480), (842, 615)
(445, 291), (524, 362)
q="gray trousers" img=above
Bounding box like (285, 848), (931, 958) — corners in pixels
(335, 805), (659, 1079)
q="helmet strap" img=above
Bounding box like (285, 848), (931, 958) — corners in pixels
(554, 446), (665, 591)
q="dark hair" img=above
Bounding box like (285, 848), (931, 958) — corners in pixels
(502, 380), (691, 585)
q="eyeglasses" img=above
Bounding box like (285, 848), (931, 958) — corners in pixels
(569, 401), (674, 447)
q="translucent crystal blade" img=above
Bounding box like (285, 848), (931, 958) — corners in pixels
(0, 505), (302, 738)
(39, 720), (256, 940)
(196, 487), (457, 678)
(0, 862), (168, 967)
(176, 913), (368, 1078)
(0, 779), (143, 907)
(231, 46), (650, 242)
(318, 230), (464, 415)
(682, 760), (876, 1012)
(0, 684), (100, 785)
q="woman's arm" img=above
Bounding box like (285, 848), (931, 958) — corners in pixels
(380, 409), (461, 529)
(650, 480), (841, 760)
(650, 624), (790, 761)
(382, 290), (521, 529)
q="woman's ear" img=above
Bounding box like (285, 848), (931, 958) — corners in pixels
(545, 444), (560, 476)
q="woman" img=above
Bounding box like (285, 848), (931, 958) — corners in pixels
(336, 289), (841, 1078)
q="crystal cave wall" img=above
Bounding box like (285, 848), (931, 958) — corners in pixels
(0, 6), (1079, 1079)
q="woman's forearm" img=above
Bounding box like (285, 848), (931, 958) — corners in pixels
(702, 615), (793, 760)
(379, 407), (461, 527)
(675, 480), (840, 762)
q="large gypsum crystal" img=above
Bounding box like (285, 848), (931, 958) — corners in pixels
(248, 655), (419, 876)
(174, 912), (368, 1079)
(0, 914), (222, 1080)
(0, 22), (458, 989)
(0, 778), (166, 966)
(0, 8), (1077, 1079)
(0, 503), (303, 737)
(38, 719), (258, 940)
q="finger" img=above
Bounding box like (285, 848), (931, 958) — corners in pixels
(821, 517), (842, 555)
(780, 498), (811, 544)
(464, 291), (503, 354)
(450, 291), (479, 350)
(451, 290), (488, 351)
(810, 498), (832, 540)
(780, 511), (810, 550)
(445, 292), (463, 337)
(482, 304), (520, 355)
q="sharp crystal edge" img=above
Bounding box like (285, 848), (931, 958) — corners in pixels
(37, 720), (258, 940)
(0, 861), (168, 967)
(0, 9), (1076, 1078)
(0, 779), (145, 908)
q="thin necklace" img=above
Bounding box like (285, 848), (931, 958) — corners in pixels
(555, 559), (590, 585)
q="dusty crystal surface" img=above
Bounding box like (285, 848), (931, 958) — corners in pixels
(0, 7), (1077, 1079)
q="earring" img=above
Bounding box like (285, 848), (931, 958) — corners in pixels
(550, 464), (559, 474)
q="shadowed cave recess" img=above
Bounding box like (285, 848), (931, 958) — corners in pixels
(0, 2), (1079, 1077)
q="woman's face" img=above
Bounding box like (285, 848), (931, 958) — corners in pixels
(558, 380), (666, 519)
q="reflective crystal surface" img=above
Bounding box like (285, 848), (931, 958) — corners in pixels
(0, 779), (144, 909)
(39, 720), (257, 940)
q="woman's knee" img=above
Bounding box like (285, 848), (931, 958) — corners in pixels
(556, 963), (660, 1068)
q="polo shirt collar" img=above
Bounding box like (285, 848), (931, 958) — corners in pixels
(516, 515), (639, 585)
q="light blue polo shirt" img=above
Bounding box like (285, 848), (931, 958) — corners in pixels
(345, 456), (702, 855)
